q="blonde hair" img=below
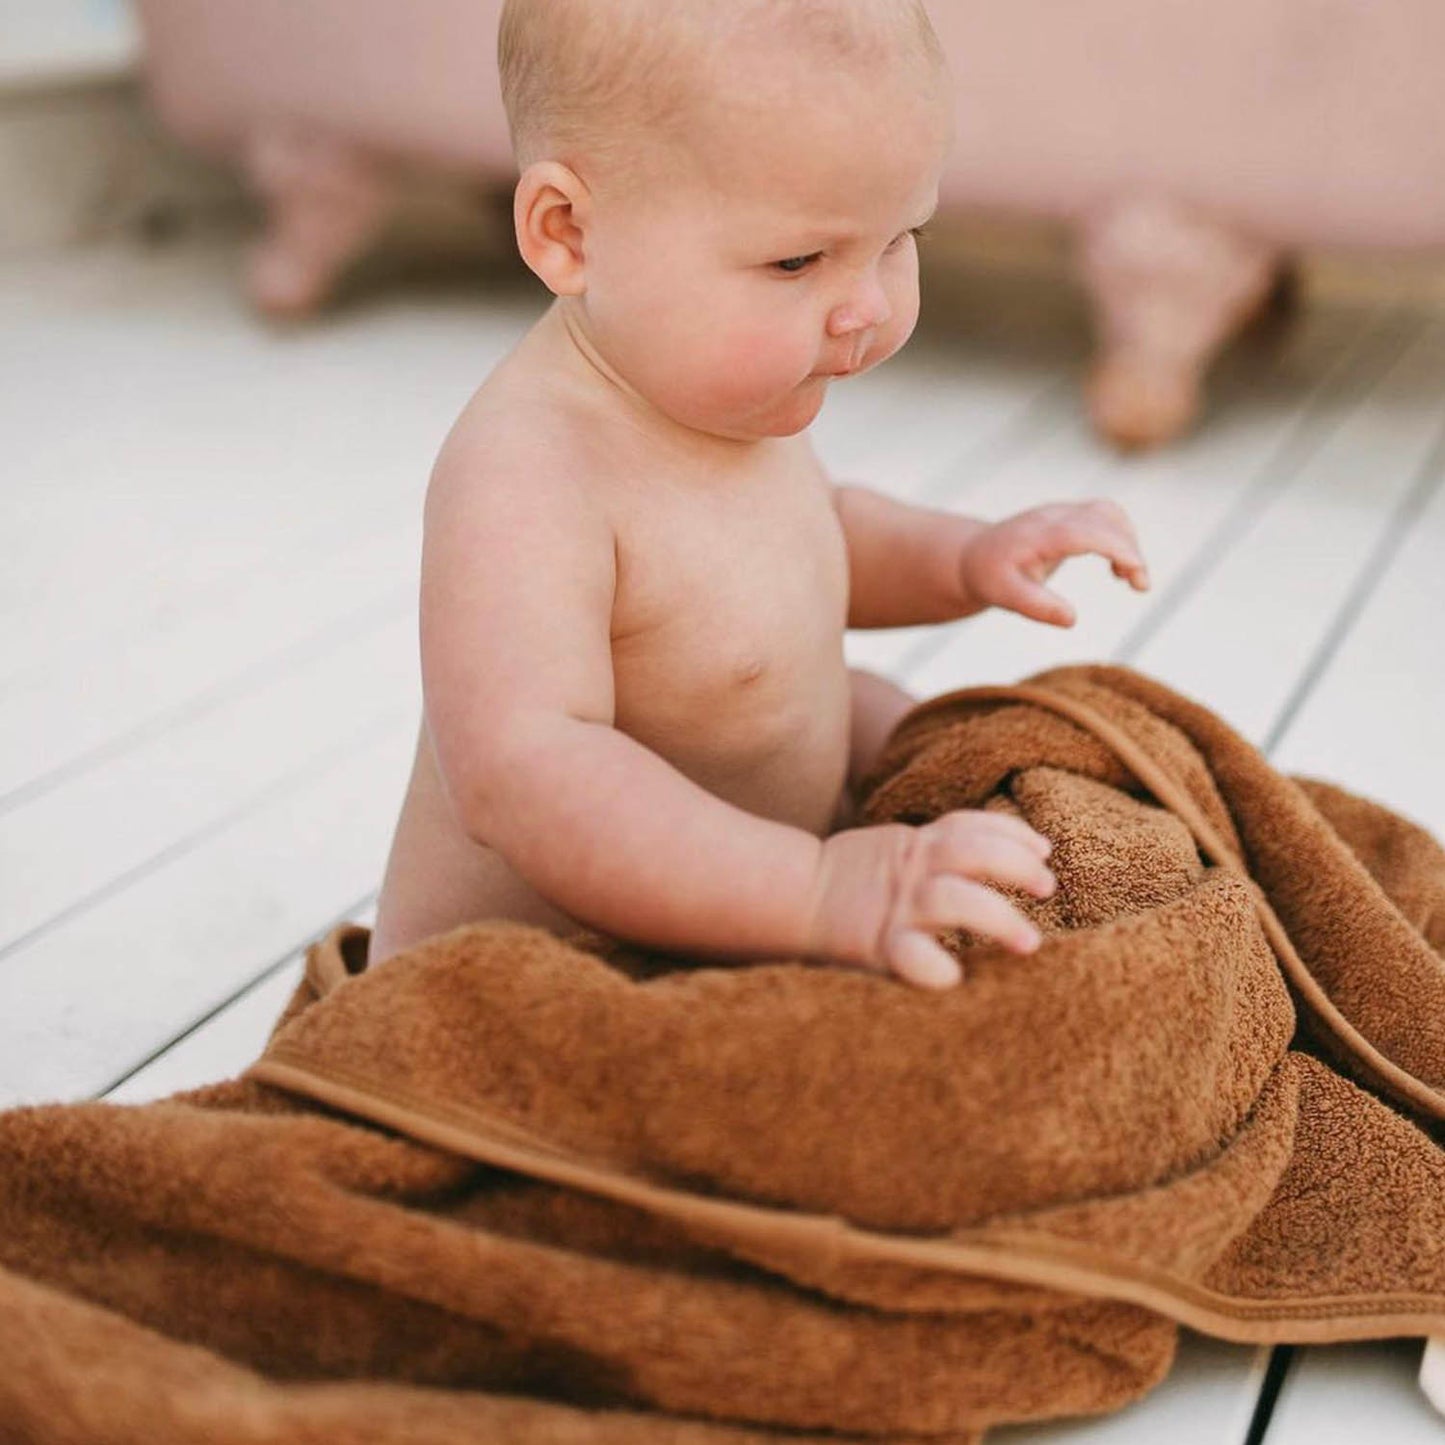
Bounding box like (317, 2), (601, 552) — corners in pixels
(497, 0), (946, 179)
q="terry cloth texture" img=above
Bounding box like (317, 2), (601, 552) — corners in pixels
(4, 662), (1445, 1443)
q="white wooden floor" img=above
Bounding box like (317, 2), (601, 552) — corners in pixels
(4, 234), (1445, 1443)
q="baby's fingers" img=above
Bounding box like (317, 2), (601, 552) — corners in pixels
(1063, 506), (1150, 591)
(992, 570), (1077, 628)
(1111, 555), (1151, 591)
(887, 930), (964, 990)
(930, 815), (1057, 895)
(947, 807), (1053, 858)
(914, 873), (1044, 954)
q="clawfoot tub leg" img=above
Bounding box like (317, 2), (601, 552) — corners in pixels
(242, 127), (392, 318)
(1077, 197), (1284, 451)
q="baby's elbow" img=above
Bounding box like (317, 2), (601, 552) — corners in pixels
(450, 783), (504, 849)
(445, 741), (528, 845)
(444, 712), (584, 845)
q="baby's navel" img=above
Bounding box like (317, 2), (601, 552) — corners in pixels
(732, 657), (768, 687)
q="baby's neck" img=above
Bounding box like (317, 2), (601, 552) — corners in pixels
(544, 299), (765, 467)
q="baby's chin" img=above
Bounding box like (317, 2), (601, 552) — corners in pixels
(754, 384), (830, 437)
(690, 377), (833, 441)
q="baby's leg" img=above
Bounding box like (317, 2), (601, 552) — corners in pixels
(834, 667), (918, 830)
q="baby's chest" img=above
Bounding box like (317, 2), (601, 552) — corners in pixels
(608, 474), (850, 738)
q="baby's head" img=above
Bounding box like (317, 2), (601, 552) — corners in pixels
(498, 0), (952, 441)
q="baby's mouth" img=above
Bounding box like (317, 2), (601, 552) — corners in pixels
(821, 345), (868, 378)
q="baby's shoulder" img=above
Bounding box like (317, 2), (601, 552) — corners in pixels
(430, 374), (602, 507)
(442, 370), (587, 472)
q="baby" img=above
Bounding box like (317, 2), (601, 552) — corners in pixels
(370, 0), (1149, 989)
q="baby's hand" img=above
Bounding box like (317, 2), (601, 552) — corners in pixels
(959, 499), (1149, 628)
(804, 812), (1056, 989)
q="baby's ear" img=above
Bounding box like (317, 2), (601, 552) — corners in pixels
(513, 161), (590, 296)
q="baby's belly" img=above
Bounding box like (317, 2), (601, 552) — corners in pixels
(650, 700), (851, 836)
(373, 687), (850, 964)
(614, 646), (854, 837)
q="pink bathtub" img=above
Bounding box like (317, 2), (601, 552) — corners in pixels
(134, 0), (1445, 448)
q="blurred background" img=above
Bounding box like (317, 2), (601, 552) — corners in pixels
(8, 0), (1445, 435)
(3, 7), (1445, 1440)
(9, 0), (1445, 436)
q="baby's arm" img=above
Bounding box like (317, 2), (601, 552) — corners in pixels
(834, 484), (988, 627)
(835, 484), (1149, 630)
(420, 431), (1053, 987)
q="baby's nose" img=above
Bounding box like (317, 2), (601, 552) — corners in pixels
(827, 278), (892, 337)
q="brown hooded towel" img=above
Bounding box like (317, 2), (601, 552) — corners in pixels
(3, 662), (1445, 1444)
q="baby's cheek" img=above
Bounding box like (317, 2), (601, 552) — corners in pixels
(703, 325), (809, 405)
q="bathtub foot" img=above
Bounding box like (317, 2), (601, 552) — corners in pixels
(243, 128), (392, 318)
(1078, 198), (1282, 451)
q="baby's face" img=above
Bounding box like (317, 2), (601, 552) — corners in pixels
(576, 55), (951, 442)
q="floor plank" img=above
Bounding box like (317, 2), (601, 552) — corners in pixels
(0, 242), (528, 687)
(0, 612), (414, 953)
(0, 712), (412, 1104)
(104, 957), (305, 1103)
(1263, 1343), (1444, 1443)
(1130, 319), (1445, 743)
(102, 909), (375, 1106)
(1270, 411), (1445, 830)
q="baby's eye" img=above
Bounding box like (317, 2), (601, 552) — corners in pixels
(773, 252), (822, 275)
